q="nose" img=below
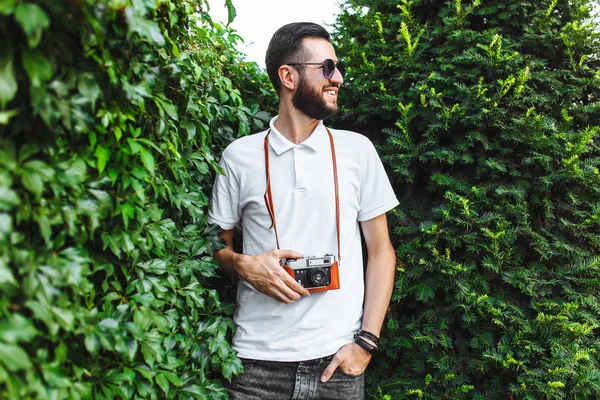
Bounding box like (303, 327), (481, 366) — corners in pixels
(329, 65), (344, 85)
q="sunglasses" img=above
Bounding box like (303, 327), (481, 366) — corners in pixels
(287, 59), (346, 80)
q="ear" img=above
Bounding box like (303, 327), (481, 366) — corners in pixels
(278, 65), (297, 91)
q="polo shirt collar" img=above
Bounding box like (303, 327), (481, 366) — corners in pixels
(268, 116), (329, 156)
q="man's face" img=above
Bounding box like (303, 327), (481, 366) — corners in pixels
(292, 70), (339, 120)
(291, 38), (344, 120)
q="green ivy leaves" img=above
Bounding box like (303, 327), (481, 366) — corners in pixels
(0, 45), (17, 110)
(125, 7), (165, 47)
(334, 0), (600, 398)
(14, 3), (49, 48)
(225, 0), (237, 26)
(0, 0), (275, 398)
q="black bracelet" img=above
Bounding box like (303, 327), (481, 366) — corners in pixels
(354, 336), (378, 354)
(354, 330), (380, 347)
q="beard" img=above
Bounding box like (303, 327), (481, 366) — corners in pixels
(292, 74), (339, 120)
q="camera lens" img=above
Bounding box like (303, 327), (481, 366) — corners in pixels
(309, 268), (327, 286)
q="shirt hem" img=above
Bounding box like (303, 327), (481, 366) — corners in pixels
(233, 340), (353, 362)
(357, 198), (399, 222)
(206, 215), (238, 230)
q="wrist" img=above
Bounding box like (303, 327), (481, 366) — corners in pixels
(232, 252), (248, 279)
(360, 325), (380, 337)
(354, 329), (380, 354)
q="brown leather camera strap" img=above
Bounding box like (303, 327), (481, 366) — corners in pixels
(263, 128), (341, 261)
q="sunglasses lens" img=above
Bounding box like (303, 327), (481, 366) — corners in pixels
(323, 59), (335, 79)
(337, 61), (346, 78)
(323, 59), (345, 79)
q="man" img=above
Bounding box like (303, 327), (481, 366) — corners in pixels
(208, 22), (398, 399)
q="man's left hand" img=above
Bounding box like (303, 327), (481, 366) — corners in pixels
(320, 342), (372, 382)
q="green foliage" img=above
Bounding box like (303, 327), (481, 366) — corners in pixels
(0, 0), (275, 398)
(334, 0), (600, 398)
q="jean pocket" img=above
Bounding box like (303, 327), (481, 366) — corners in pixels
(335, 367), (365, 379)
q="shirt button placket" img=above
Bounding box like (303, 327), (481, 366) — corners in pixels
(294, 146), (307, 193)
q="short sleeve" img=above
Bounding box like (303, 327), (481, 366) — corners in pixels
(357, 141), (399, 221)
(207, 152), (241, 230)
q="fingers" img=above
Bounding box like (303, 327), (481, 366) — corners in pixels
(268, 287), (297, 304)
(270, 270), (310, 301)
(267, 277), (304, 303)
(274, 248), (304, 260)
(274, 249), (310, 297)
(259, 256), (309, 302)
(321, 344), (371, 383)
(242, 249), (311, 303)
(320, 357), (341, 383)
(282, 272), (311, 297)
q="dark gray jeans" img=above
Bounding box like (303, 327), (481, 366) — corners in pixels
(227, 355), (365, 400)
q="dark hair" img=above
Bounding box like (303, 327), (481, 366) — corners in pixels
(265, 22), (331, 94)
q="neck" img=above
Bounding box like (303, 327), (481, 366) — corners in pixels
(274, 105), (320, 144)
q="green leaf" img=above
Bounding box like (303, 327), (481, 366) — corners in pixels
(136, 138), (164, 154)
(163, 371), (183, 386)
(0, 187), (19, 211)
(182, 384), (208, 397)
(14, 3), (50, 48)
(21, 48), (53, 87)
(20, 167), (43, 198)
(78, 73), (101, 109)
(89, 189), (114, 212)
(120, 202), (134, 228)
(0, 213), (11, 240)
(20, 160), (53, 198)
(417, 284), (434, 302)
(85, 334), (100, 354)
(193, 160), (209, 175)
(94, 145), (110, 173)
(52, 307), (74, 330)
(41, 365), (70, 388)
(131, 178), (146, 202)
(0, 314), (39, 343)
(0, 256), (16, 285)
(98, 318), (119, 329)
(127, 138), (142, 155)
(139, 147), (155, 175)
(219, 90), (229, 103)
(0, 108), (19, 125)
(18, 142), (40, 162)
(225, 0), (237, 25)
(156, 372), (170, 395)
(125, 9), (165, 46)
(182, 120), (196, 141)
(141, 342), (156, 367)
(0, 45), (17, 109)
(155, 97), (178, 120)
(126, 339), (138, 360)
(0, 0), (15, 15)
(114, 126), (122, 141)
(23, 160), (53, 180)
(221, 357), (242, 382)
(0, 343), (32, 371)
(134, 366), (155, 380)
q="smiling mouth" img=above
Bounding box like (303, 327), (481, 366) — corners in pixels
(324, 89), (337, 97)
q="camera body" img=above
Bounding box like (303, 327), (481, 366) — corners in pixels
(282, 254), (340, 293)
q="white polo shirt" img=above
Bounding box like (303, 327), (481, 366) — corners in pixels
(208, 116), (398, 361)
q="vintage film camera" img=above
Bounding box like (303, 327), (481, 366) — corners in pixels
(282, 254), (340, 293)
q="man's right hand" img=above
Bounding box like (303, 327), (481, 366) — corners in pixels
(233, 249), (310, 303)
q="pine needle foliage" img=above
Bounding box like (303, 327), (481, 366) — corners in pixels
(0, 0), (275, 398)
(333, 0), (600, 398)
